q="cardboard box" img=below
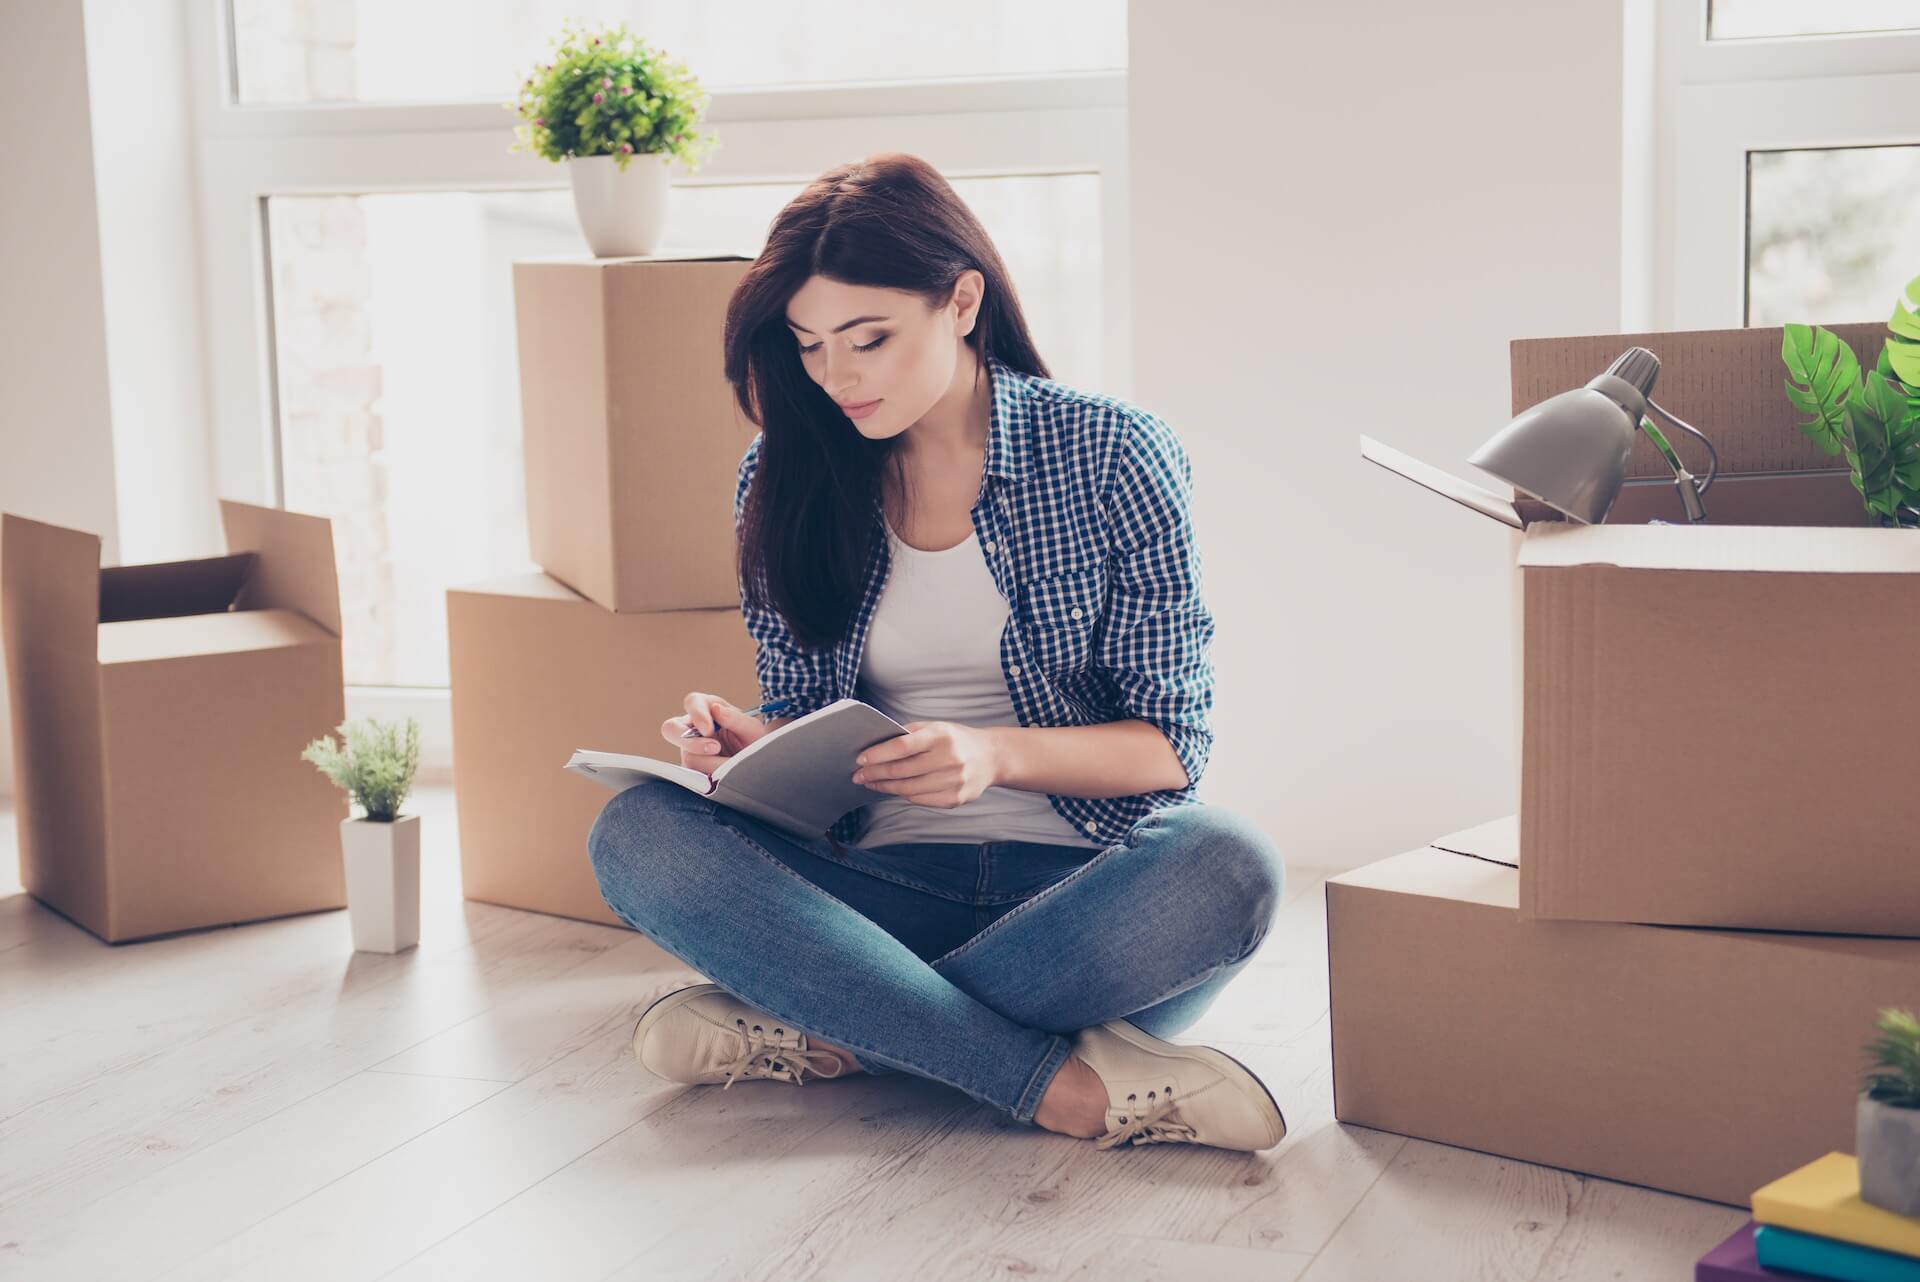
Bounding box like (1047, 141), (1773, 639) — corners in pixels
(1327, 817), (1920, 1207)
(446, 572), (758, 926)
(513, 252), (759, 614)
(1367, 322), (1920, 937)
(1, 501), (348, 943)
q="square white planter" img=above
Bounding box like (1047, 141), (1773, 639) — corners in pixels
(1858, 1093), (1920, 1217)
(340, 815), (420, 953)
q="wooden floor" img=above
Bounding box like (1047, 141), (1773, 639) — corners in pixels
(0, 786), (1744, 1281)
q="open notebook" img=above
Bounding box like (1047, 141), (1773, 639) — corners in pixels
(565, 698), (910, 841)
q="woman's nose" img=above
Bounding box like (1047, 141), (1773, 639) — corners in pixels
(821, 350), (856, 398)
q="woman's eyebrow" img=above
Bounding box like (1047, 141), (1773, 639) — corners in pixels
(785, 314), (891, 334)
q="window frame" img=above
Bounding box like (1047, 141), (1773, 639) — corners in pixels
(1660, 1), (1920, 328)
(186, 0), (1130, 762)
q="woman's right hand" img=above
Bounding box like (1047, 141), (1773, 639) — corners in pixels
(662, 692), (777, 777)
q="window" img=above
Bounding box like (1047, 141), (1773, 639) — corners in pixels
(1656, 4), (1920, 328)
(266, 176), (1104, 687)
(1746, 145), (1920, 325)
(229, 0), (1125, 104)
(1709, 0), (1920, 41)
(189, 0), (1129, 758)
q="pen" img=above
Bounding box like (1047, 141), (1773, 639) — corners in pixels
(680, 698), (795, 739)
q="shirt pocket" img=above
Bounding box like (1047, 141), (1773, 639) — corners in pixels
(1017, 565), (1105, 677)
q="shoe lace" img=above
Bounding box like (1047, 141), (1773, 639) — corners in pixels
(1093, 1078), (1218, 1149)
(717, 1016), (847, 1090)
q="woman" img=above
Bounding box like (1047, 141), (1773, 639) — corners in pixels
(588, 153), (1288, 1152)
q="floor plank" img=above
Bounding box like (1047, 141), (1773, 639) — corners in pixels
(1299, 1138), (1746, 1282)
(0, 789), (1745, 1282)
(7, 1070), (506, 1282)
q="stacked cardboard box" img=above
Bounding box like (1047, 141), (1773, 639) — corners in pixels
(1335, 324), (1920, 1206)
(448, 252), (762, 925)
(1, 501), (349, 942)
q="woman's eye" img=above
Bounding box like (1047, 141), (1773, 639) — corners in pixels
(798, 336), (887, 355)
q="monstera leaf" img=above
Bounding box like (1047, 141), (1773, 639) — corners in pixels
(1847, 356), (1920, 521)
(1888, 274), (1920, 387)
(1783, 323), (1860, 456)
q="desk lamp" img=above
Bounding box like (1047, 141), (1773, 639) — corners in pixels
(1468, 347), (1719, 523)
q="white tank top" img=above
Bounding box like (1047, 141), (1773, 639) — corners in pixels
(854, 522), (1099, 849)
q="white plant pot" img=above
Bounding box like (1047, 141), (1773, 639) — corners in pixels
(567, 153), (671, 257)
(1858, 1093), (1920, 1216)
(340, 815), (421, 954)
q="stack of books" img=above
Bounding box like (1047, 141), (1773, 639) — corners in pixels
(1698, 1153), (1920, 1281)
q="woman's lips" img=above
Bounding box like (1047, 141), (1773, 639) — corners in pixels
(839, 399), (881, 419)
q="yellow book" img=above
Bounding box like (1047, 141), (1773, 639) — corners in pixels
(1753, 1153), (1920, 1260)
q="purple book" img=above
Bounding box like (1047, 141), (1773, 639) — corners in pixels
(1698, 1222), (1774, 1281)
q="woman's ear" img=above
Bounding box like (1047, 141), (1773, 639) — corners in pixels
(953, 269), (986, 338)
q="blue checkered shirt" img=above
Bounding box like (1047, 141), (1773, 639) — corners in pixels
(733, 354), (1215, 847)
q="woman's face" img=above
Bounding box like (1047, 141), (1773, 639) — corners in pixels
(783, 271), (984, 442)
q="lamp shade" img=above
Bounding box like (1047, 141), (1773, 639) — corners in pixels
(1468, 353), (1658, 524)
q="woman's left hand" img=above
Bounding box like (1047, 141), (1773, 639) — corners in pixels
(851, 721), (1000, 808)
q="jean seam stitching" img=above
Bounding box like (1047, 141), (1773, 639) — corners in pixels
(1015, 1035), (1074, 1122)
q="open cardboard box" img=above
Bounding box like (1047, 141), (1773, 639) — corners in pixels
(1, 501), (348, 943)
(446, 571), (757, 926)
(1327, 817), (1920, 1207)
(513, 251), (759, 615)
(1363, 321), (1920, 937)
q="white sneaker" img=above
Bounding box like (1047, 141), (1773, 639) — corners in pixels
(1071, 1019), (1288, 1151)
(632, 983), (849, 1089)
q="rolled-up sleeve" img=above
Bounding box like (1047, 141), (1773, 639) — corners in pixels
(1093, 412), (1216, 788)
(735, 435), (835, 718)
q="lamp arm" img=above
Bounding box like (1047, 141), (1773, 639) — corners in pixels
(1644, 397), (1720, 494)
(1636, 414), (1690, 482)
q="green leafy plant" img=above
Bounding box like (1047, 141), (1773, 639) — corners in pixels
(1865, 1007), (1920, 1109)
(301, 717), (421, 823)
(1782, 275), (1920, 527)
(508, 20), (716, 172)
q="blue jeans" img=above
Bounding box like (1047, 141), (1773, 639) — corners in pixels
(586, 779), (1285, 1125)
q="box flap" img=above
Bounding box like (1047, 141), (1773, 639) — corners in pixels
(1359, 435), (1525, 529)
(2, 512), (111, 930)
(1605, 470), (1869, 528)
(1326, 842), (1518, 910)
(98, 607), (336, 666)
(98, 552), (256, 623)
(219, 500), (342, 636)
(1512, 322), (1886, 480)
(447, 571), (590, 603)
(1429, 814), (1519, 868)
(1519, 522), (1920, 574)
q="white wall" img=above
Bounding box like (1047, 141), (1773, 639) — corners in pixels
(84, 0), (219, 564)
(1129, 0), (1629, 869)
(0, 0), (125, 799)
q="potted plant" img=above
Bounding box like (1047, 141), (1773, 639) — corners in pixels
(508, 19), (717, 257)
(302, 717), (423, 954)
(1858, 1006), (1920, 1216)
(1781, 273), (1920, 527)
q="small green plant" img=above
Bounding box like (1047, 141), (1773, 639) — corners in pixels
(302, 717), (421, 823)
(1864, 1007), (1920, 1109)
(508, 20), (716, 173)
(1782, 274), (1920, 527)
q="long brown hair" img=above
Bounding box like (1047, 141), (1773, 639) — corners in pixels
(722, 153), (1049, 652)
